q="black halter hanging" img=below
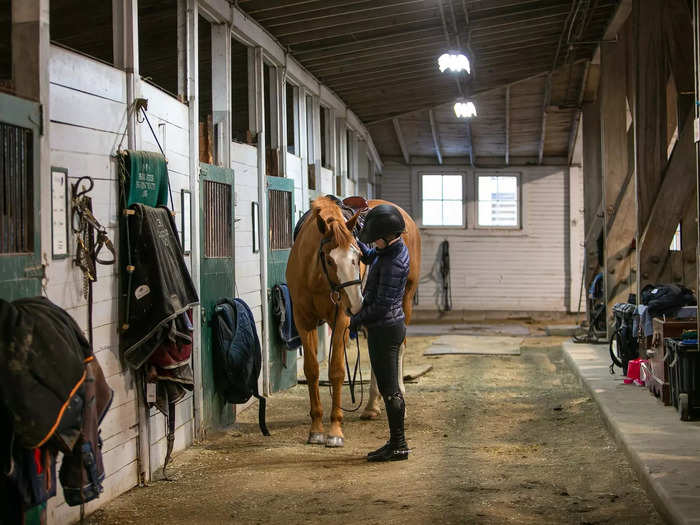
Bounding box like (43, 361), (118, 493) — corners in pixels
(318, 237), (363, 304)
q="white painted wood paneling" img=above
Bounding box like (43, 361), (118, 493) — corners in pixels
(319, 166), (334, 195)
(380, 164), (413, 214)
(232, 142), (263, 329)
(46, 46), (195, 521)
(381, 162), (572, 312)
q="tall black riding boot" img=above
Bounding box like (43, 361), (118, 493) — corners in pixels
(367, 393), (409, 462)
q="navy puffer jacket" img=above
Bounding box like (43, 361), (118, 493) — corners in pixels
(351, 238), (410, 329)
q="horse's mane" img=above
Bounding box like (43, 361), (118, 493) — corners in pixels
(312, 196), (354, 249)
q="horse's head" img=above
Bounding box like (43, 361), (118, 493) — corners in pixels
(314, 202), (363, 316)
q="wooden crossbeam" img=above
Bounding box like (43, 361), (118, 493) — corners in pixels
(428, 110), (443, 165)
(537, 73), (551, 165)
(637, 88), (696, 286)
(505, 84), (510, 165)
(392, 118), (410, 165)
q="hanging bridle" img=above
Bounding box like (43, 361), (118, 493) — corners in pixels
(318, 237), (363, 305)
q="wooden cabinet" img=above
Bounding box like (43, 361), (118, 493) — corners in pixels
(647, 318), (696, 405)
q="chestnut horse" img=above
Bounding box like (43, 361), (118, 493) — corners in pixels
(286, 196), (421, 447)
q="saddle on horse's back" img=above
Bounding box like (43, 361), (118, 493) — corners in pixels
(293, 195), (369, 241)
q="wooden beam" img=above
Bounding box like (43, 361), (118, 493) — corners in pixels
(634, 0), (667, 291)
(365, 67), (557, 125)
(638, 113), (695, 286)
(505, 84), (510, 165)
(538, 73), (551, 165)
(663, 0), (694, 126)
(392, 118), (410, 165)
(465, 120), (474, 166)
(428, 110), (443, 165)
(567, 61), (590, 165)
(600, 36), (633, 330)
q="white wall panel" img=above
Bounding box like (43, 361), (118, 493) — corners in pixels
(381, 162), (574, 312)
(45, 46), (195, 521)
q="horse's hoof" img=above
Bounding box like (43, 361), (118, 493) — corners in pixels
(307, 432), (325, 445)
(360, 409), (381, 420)
(325, 436), (344, 448)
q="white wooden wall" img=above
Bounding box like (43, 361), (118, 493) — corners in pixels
(45, 46), (193, 523)
(232, 142), (263, 331)
(33, 1), (381, 521)
(379, 162), (583, 313)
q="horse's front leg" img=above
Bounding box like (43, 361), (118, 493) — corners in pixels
(299, 327), (324, 444)
(326, 314), (348, 447)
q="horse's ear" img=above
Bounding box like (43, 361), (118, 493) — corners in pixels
(316, 214), (327, 234)
(346, 212), (360, 232)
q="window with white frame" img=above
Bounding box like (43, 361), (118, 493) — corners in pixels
(421, 174), (464, 226)
(477, 175), (519, 227)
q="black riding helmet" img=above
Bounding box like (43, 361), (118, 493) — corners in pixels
(359, 204), (406, 244)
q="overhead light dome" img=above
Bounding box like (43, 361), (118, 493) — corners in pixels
(438, 53), (470, 74)
(454, 101), (477, 118)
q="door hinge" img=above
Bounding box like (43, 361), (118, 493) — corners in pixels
(39, 104), (44, 136)
(24, 264), (46, 280)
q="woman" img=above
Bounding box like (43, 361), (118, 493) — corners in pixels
(349, 204), (410, 462)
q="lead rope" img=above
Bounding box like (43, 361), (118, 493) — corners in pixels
(326, 302), (364, 412)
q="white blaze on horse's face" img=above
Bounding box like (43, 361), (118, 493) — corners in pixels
(329, 245), (363, 315)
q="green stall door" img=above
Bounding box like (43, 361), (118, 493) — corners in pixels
(0, 93), (42, 300)
(199, 164), (236, 429)
(267, 176), (297, 392)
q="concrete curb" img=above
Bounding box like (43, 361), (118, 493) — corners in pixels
(561, 341), (700, 525)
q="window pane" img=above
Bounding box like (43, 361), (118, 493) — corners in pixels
(422, 175), (443, 199)
(478, 175), (519, 227)
(422, 201), (443, 226)
(442, 201), (463, 226)
(498, 176), (517, 197)
(478, 201), (494, 226)
(478, 176), (498, 200)
(442, 175), (462, 199)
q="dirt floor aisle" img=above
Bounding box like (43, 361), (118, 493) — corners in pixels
(88, 336), (663, 525)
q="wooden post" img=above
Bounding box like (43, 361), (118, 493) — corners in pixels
(600, 31), (634, 330)
(211, 23), (231, 168)
(582, 96), (603, 288)
(184, 0), (204, 439)
(254, 46), (271, 395)
(634, 0), (668, 292)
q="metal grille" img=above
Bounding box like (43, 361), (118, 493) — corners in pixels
(0, 122), (34, 254)
(204, 180), (232, 258)
(269, 189), (292, 250)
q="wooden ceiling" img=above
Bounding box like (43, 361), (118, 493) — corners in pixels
(239, 0), (620, 164)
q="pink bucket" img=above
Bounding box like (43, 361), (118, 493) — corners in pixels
(624, 358), (647, 385)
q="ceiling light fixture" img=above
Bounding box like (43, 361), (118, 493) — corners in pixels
(454, 101), (477, 118)
(438, 53), (471, 74)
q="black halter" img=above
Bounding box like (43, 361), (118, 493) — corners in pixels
(319, 237), (363, 304)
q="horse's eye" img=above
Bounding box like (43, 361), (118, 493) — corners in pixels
(327, 257), (334, 266)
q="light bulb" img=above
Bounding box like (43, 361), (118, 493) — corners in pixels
(438, 53), (471, 74)
(454, 101), (477, 118)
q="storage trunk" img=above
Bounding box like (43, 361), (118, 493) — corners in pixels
(648, 318), (696, 404)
